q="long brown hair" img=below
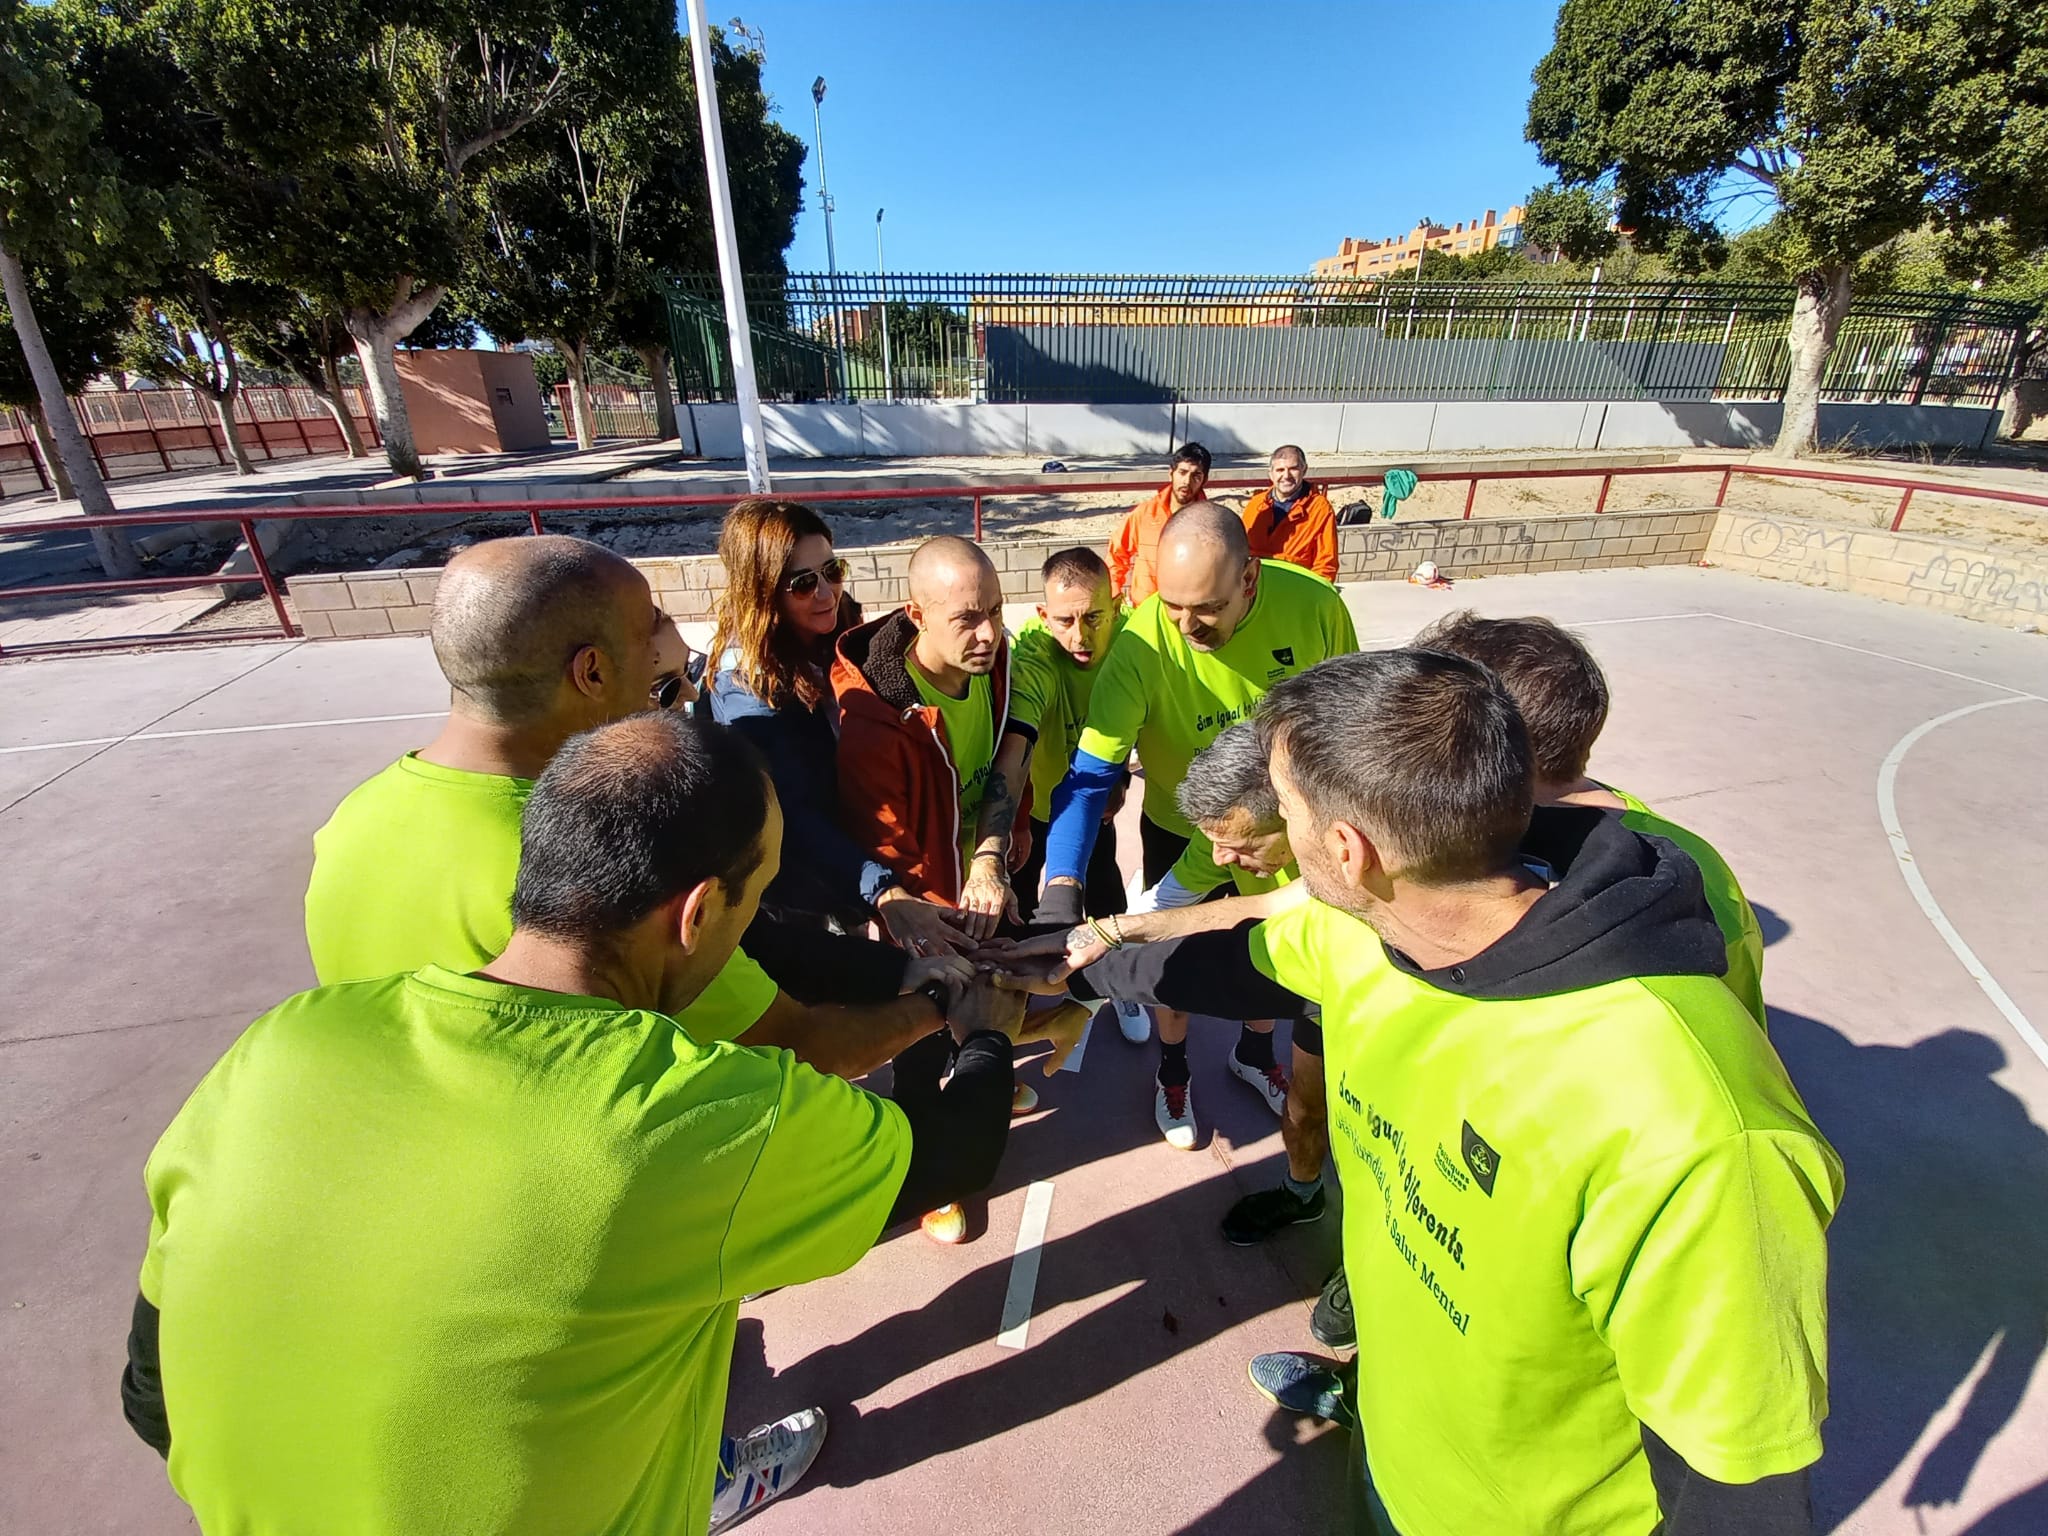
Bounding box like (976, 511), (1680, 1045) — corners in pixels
(710, 498), (860, 710)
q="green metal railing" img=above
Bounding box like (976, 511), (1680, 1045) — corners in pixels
(662, 273), (2035, 408)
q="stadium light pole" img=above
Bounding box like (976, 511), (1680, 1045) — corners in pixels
(810, 77), (851, 402)
(876, 208), (894, 402)
(684, 0), (771, 491)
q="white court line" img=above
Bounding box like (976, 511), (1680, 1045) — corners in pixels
(995, 1180), (1057, 1350)
(1058, 1012), (1091, 1074)
(1703, 613), (2047, 703)
(0, 710), (447, 756)
(1876, 696), (2048, 1075)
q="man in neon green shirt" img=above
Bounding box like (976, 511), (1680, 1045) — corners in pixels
(1039, 651), (1838, 1535)
(1414, 610), (1767, 1026)
(1039, 503), (1356, 1144)
(125, 712), (1031, 1536)
(307, 535), (968, 1076)
(1003, 546), (1131, 922)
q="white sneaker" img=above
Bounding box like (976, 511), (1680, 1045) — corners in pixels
(1227, 1052), (1290, 1117)
(1113, 999), (1151, 1044)
(1154, 1078), (1197, 1149)
(709, 1407), (827, 1531)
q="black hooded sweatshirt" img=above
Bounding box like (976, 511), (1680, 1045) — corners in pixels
(1071, 807), (1820, 1536)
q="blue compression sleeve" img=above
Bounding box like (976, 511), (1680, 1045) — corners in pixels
(1044, 748), (1125, 884)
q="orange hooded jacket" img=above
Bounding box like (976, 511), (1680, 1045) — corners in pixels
(832, 609), (1032, 904)
(1240, 484), (1339, 581)
(1108, 485), (1178, 604)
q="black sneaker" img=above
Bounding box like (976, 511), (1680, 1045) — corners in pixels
(1310, 1264), (1354, 1350)
(1220, 1182), (1326, 1246)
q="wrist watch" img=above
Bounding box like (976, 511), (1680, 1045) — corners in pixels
(914, 978), (951, 1017)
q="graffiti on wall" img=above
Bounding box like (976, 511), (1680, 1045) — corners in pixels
(1906, 551), (2047, 615)
(1723, 513), (2046, 621)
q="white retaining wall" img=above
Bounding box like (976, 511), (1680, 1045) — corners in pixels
(682, 399), (2000, 461)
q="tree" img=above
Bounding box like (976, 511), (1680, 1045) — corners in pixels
(0, 0), (181, 575)
(164, 0), (677, 477)
(467, 24), (803, 449)
(0, 260), (126, 499)
(1527, 0), (2048, 455)
(233, 290), (368, 457)
(119, 277), (266, 473)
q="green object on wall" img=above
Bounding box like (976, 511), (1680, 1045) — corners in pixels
(1380, 468), (1419, 519)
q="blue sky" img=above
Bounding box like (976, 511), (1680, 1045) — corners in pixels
(722, 0), (1567, 277)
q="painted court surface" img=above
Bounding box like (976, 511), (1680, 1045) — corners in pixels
(2, 564), (2044, 1536)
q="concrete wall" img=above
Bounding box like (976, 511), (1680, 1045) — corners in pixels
(1705, 511), (2048, 632)
(395, 349), (549, 454)
(477, 351), (550, 451)
(289, 508), (1718, 639)
(679, 398), (1999, 462)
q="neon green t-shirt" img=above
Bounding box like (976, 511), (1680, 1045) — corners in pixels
(140, 966), (910, 1536)
(1610, 786), (1767, 1028)
(909, 664), (996, 861)
(1008, 610), (1127, 817)
(1076, 561), (1357, 835)
(1248, 899), (1838, 1536)
(1170, 830), (1297, 898)
(305, 754), (775, 1041)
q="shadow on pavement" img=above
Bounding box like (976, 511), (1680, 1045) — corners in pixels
(729, 1012), (1350, 1532)
(1772, 1010), (2048, 1532)
(1753, 900), (1791, 947)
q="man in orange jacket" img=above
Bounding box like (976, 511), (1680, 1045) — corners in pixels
(1110, 441), (1210, 603)
(834, 535), (1032, 936)
(835, 535), (1041, 1243)
(1238, 444), (1338, 580)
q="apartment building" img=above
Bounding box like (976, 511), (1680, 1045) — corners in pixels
(1313, 206), (1525, 280)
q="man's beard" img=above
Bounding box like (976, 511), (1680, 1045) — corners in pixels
(1297, 844), (1383, 930)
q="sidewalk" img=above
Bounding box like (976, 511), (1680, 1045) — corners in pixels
(0, 440), (691, 651)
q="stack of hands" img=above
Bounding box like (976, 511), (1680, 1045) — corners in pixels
(889, 906), (1100, 1077)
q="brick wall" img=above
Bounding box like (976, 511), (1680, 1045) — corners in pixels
(288, 508), (1721, 638)
(1705, 511), (2048, 632)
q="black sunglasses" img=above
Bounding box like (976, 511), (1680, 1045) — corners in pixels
(652, 674), (689, 710)
(781, 557), (852, 597)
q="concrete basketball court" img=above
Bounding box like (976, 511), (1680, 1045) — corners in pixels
(2, 562), (2044, 1535)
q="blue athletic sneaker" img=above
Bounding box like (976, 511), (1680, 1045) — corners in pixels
(709, 1407), (827, 1530)
(1247, 1351), (1356, 1429)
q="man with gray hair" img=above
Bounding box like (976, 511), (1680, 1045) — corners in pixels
(1239, 444), (1338, 581)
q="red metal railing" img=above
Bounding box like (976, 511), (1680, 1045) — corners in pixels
(4, 461), (2045, 658)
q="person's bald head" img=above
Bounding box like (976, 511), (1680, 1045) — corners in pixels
(906, 536), (1004, 678)
(430, 535), (664, 732)
(1156, 502), (1258, 651)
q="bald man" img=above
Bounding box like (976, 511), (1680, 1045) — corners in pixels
(833, 536), (1039, 1242)
(306, 534), (967, 1077)
(833, 536), (1031, 926)
(1040, 504), (1357, 1145)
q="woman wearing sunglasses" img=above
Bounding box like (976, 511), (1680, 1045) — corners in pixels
(705, 500), (963, 957)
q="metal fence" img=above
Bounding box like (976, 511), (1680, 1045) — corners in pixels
(2, 385), (379, 500)
(663, 273), (2035, 408)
